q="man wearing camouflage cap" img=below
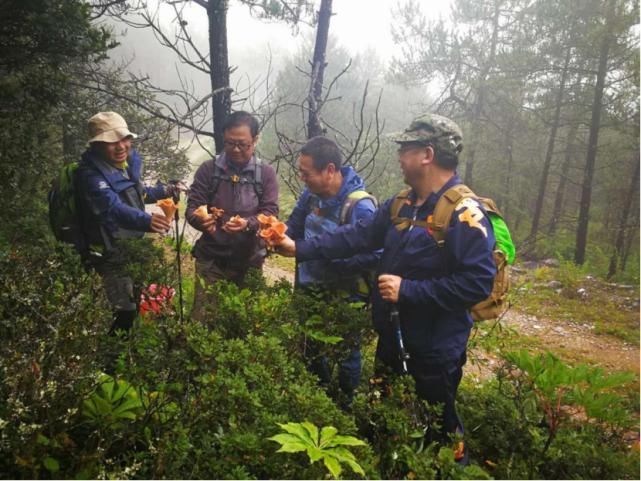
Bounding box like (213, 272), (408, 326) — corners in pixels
(275, 114), (496, 462)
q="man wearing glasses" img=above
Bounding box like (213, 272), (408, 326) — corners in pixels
(274, 114), (496, 463)
(186, 111), (279, 323)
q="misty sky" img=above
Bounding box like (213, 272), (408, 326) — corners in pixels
(109, 0), (453, 89)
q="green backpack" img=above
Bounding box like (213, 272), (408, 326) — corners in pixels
(390, 184), (515, 321)
(48, 162), (86, 251)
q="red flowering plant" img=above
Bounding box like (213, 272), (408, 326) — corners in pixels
(139, 283), (176, 318)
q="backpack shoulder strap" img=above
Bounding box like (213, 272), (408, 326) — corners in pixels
(389, 188), (412, 223)
(477, 196), (503, 218)
(340, 190), (378, 225)
(253, 158), (264, 199)
(429, 184), (477, 246)
(390, 188), (432, 231)
(210, 156), (227, 199)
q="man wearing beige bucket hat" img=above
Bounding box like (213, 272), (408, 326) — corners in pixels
(75, 111), (178, 335)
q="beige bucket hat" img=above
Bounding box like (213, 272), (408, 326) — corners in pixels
(88, 111), (138, 144)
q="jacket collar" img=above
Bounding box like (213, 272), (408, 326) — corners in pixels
(216, 151), (258, 174)
(407, 173), (461, 211)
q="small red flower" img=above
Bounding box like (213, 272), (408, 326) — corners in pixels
(139, 283), (176, 317)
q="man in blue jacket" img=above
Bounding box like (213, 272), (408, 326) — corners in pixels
(76, 111), (176, 334)
(276, 115), (496, 459)
(286, 136), (379, 405)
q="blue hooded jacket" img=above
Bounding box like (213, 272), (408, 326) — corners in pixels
(287, 166), (380, 293)
(296, 175), (496, 361)
(76, 148), (168, 243)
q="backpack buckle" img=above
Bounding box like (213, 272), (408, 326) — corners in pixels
(231, 175), (240, 183)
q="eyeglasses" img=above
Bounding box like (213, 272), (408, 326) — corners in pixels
(224, 140), (254, 151)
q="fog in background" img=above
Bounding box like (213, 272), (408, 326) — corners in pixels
(102, 0), (453, 175)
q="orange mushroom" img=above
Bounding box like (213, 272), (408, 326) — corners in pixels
(210, 206), (225, 219)
(257, 214), (287, 245)
(157, 198), (178, 220)
(193, 205), (210, 220)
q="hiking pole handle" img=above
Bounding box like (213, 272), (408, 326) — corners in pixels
(390, 305), (410, 374)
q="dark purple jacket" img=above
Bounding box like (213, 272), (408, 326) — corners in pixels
(186, 153), (278, 267)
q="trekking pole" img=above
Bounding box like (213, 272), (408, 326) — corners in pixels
(390, 305), (410, 374)
(171, 186), (185, 323)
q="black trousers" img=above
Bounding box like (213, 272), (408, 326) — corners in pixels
(375, 337), (466, 445)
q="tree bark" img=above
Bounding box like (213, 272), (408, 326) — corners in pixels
(607, 157), (639, 278)
(574, 3), (612, 265)
(208, 0), (231, 154)
(530, 47), (571, 239)
(306, 0), (332, 139)
(548, 122), (577, 235)
(463, 0), (500, 186)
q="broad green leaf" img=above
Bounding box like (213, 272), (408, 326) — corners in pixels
(91, 395), (113, 416)
(82, 399), (98, 418)
(276, 442), (309, 453)
(325, 435), (366, 447)
(277, 422), (315, 445)
(113, 410), (137, 421)
(323, 455), (342, 479)
(301, 421), (320, 445)
(327, 447), (358, 464)
(111, 381), (132, 402)
(269, 433), (310, 453)
(319, 426), (338, 447)
(345, 459), (365, 476)
(98, 377), (115, 400)
(306, 446), (324, 462)
(112, 397), (143, 417)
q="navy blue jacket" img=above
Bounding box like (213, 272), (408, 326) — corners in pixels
(296, 175), (496, 362)
(287, 167), (379, 291)
(76, 149), (167, 244)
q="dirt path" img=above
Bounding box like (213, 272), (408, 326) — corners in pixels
(259, 259), (639, 379)
(465, 308), (640, 382)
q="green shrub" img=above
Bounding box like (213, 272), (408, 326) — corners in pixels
(352, 373), (490, 480)
(458, 353), (639, 480)
(0, 241), (111, 478)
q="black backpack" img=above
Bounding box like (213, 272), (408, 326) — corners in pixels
(48, 162), (86, 251)
(210, 157), (264, 199)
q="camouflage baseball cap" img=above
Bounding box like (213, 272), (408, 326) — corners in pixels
(390, 113), (463, 155)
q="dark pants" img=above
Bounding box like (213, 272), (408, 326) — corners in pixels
(375, 337), (466, 446)
(85, 249), (137, 334)
(308, 347), (362, 398)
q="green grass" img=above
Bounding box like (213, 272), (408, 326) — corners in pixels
(511, 264), (639, 345)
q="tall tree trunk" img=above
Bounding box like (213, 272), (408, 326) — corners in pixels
(574, 3), (612, 265)
(464, 0), (500, 186)
(549, 123), (578, 235)
(530, 47), (571, 239)
(306, 0), (332, 139)
(607, 157), (639, 278)
(208, 0), (231, 154)
(502, 136), (514, 221)
(621, 211), (638, 272)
